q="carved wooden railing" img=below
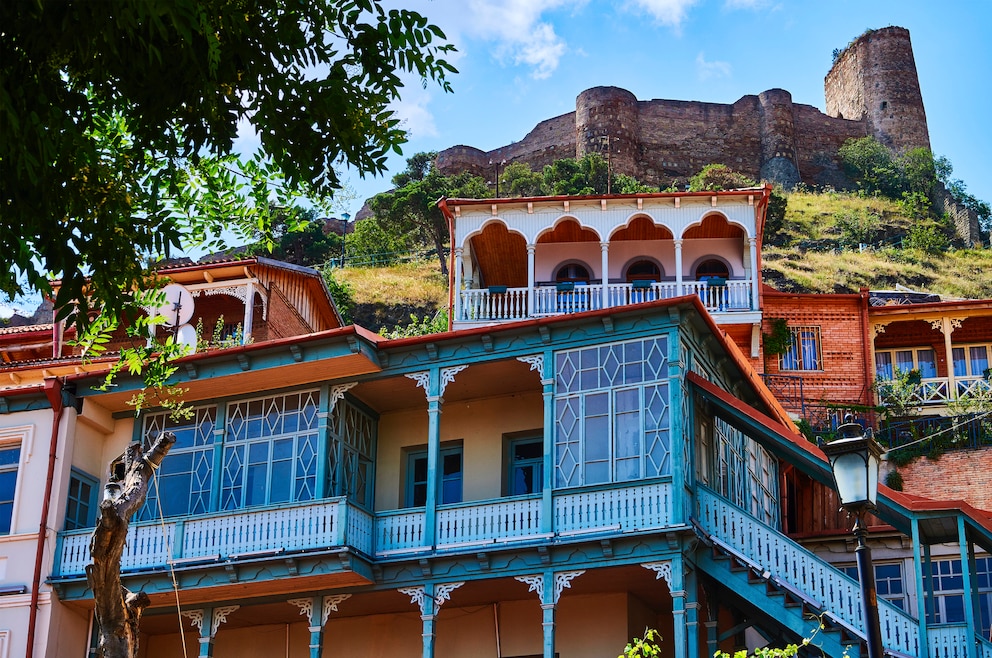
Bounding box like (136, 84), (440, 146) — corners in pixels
(695, 487), (920, 656)
(56, 497), (365, 576)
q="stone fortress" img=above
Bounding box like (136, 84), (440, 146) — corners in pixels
(438, 26), (928, 190)
(436, 26), (980, 244)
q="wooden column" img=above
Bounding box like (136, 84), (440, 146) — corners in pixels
(288, 594), (351, 658)
(514, 571), (583, 658)
(454, 247), (464, 323)
(600, 241), (610, 309)
(674, 240), (684, 296)
(181, 606), (239, 658)
(527, 244), (536, 317)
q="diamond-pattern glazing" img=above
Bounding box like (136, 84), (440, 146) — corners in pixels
(139, 406), (216, 520)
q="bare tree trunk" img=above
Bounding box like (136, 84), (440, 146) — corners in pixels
(87, 432), (175, 658)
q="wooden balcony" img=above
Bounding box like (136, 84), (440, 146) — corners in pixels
(877, 374), (991, 407)
(456, 280), (756, 325)
(53, 481), (675, 577)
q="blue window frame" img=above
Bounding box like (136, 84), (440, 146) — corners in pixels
(223, 390), (320, 509)
(555, 337), (671, 488)
(842, 562), (906, 610)
(64, 469), (98, 530)
(508, 437), (543, 496)
(0, 444), (20, 534)
(139, 406), (217, 520)
(926, 557), (992, 637)
(405, 445), (462, 507)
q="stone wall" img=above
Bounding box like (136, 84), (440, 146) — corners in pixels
(437, 26), (928, 192)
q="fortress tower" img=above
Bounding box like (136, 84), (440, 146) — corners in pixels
(575, 87), (640, 180)
(824, 26), (930, 152)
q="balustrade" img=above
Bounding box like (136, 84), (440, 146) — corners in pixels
(458, 280), (753, 322)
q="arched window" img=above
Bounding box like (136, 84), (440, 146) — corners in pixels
(625, 259), (661, 283)
(555, 263), (590, 283)
(695, 259), (729, 281)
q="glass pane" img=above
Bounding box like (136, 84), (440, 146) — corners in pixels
(442, 453), (461, 477)
(969, 346), (989, 375)
(441, 477), (461, 504)
(270, 461), (292, 503)
(246, 464), (267, 506)
(895, 350), (914, 373)
(412, 482), (427, 507)
(413, 455), (428, 483)
(0, 447), (20, 467)
(917, 349), (937, 378)
(875, 352), (893, 380)
(953, 348), (967, 377)
(513, 440), (543, 461)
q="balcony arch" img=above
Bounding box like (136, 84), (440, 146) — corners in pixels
(536, 216), (603, 244)
(680, 211), (749, 241)
(457, 217), (527, 250)
(609, 215), (674, 242)
(466, 221), (528, 288)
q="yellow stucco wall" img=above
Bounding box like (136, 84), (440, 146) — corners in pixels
(375, 390), (543, 510)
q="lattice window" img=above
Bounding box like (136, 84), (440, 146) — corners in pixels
(64, 469), (98, 530)
(0, 444), (20, 535)
(328, 396), (376, 508)
(779, 325), (822, 371)
(926, 557), (992, 636)
(139, 406), (216, 520)
(554, 337), (671, 487)
(711, 417), (779, 528)
(222, 390), (319, 509)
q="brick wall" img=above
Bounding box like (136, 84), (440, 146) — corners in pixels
(893, 448), (992, 512)
(266, 284), (312, 340)
(763, 293), (871, 406)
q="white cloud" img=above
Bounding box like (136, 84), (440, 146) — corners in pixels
(626, 0), (700, 28)
(391, 83), (439, 139)
(695, 52), (732, 80)
(428, 0), (574, 80)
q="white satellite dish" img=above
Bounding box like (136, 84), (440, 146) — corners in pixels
(158, 284), (195, 328)
(175, 324), (198, 353)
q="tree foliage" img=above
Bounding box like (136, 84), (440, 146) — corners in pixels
(499, 154), (656, 197)
(367, 153), (490, 274)
(1, 0), (456, 328)
(688, 164), (757, 191)
(252, 206), (343, 268)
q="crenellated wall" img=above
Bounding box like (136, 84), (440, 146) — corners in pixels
(437, 26), (931, 194)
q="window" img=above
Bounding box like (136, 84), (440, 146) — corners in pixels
(875, 348), (937, 380)
(139, 406), (217, 520)
(508, 437), (543, 496)
(927, 557), (992, 637)
(952, 345), (990, 378)
(625, 260), (661, 282)
(842, 563), (907, 610)
(555, 262), (590, 283)
(0, 444), (20, 534)
(222, 390), (319, 510)
(695, 259), (729, 280)
(779, 326), (821, 371)
(555, 338), (671, 487)
(64, 470), (98, 530)
(405, 445), (463, 507)
(327, 396), (376, 509)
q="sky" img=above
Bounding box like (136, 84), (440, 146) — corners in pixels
(336, 0), (992, 218)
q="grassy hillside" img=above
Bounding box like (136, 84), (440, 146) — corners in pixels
(763, 190), (992, 297)
(333, 190), (992, 332)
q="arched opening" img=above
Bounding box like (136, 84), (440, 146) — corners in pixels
(555, 262), (591, 283)
(624, 259), (662, 282)
(694, 258), (730, 281)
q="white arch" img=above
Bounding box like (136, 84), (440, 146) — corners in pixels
(458, 217), (529, 249)
(534, 215), (605, 243)
(677, 209), (752, 240)
(608, 212), (676, 241)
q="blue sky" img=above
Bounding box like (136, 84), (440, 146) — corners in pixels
(339, 0), (992, 218)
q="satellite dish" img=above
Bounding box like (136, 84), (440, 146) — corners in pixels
(175, 324), (198, 353)
(158, 284), (194, 328)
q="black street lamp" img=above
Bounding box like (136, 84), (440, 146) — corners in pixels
(490, 159), (506, 197)
(822, 422), (886, 658)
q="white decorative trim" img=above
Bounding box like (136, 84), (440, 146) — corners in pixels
(553, 571), (584, 603)
(398, 583), (464, 614)
(399, 586), (427, 614)
(328, 383), (357, 410)
(322, 594), (352, 625)
(198, 285), (269, 320)
(950, 317), (964, 331)
(211, 605), (240, 636)
(440, 365), (468, 396)
(514, 574), (544, 600)
(516, 355), (544, 373)
(929, 319), (943, 332)
(0, 629), (8, 658)
(287, 597), (313, 620)
(434, 582), (464, 607)
(871, 322), (889, 339)
(642, 561), (674, 592)
(181, 609), (205, 632)
(405, 372), (431, 394)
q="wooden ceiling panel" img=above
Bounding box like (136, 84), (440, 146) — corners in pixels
(683, 213), (745, 240)
(536, 219), (599, 244)
(470, 223), (528, 288)
(611, 216), (674, 241)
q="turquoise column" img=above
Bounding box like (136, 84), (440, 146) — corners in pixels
(196, 607), (215, 658)
(670, 555), (688, 658)
(425, 368), (442, 547)
(541, 571), (556, 658)
(316, 384), (331, 498)
(422, 583), (437, 658)
(957, 515), (978, 648)
(668, 326), (686, 525)
(209, 406), (226, 512)
(307, 596), (324, 658)
(684, 566), (699, 658)
(541, 350), (555, 534)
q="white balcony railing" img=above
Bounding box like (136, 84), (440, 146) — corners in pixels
(876, 375), (991, 406)
(56, 497), (368, 577)
(458, 280), (754, 323)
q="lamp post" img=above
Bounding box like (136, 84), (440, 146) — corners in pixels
(490, 159), (506, 197)
(822, 422), (885, 658)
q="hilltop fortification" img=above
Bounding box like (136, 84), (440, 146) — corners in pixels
(437, 26), (929, 192)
